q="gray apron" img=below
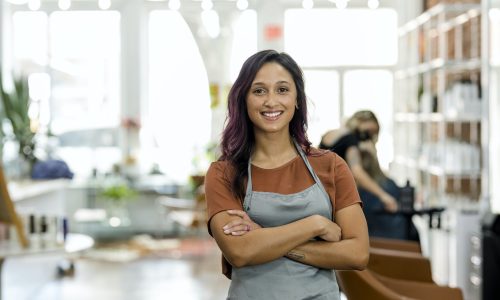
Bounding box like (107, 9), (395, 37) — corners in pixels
(227, 141), (340, 300)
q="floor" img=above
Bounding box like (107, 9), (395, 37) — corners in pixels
(3, 235), (348, 300)
(2, 236), (230, 300)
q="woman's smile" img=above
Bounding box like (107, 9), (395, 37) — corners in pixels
(261, 110), (284, 121)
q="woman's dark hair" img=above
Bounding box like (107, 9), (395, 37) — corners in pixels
(220, 49), (311, 201)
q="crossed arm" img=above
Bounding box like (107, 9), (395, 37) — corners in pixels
(209, 203), (369, 270)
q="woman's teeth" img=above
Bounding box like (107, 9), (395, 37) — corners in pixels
(262, 111), (282, 118)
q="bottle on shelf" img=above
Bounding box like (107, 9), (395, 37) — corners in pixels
(400, 180), (415, 212)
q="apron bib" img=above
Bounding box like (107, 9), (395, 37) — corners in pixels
(227, 141), (340, 300)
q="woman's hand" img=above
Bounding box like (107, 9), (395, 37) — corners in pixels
(314, 215), (342, 242)
(222, 210), (262, 236)
(380, 193), (398, 213)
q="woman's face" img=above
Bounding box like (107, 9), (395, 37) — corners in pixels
(358, 120), (379, 142)
(246, 62), (297, 136)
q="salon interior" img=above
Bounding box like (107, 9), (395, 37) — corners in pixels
(0, 0), (499, 299)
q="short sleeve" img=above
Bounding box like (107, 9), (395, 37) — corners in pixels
(205, 161), (244, 236)
(333, 155), (362, 211)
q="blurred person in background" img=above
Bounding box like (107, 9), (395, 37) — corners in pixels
(319, 110), (398, 213)
(358, 148), (418, 240)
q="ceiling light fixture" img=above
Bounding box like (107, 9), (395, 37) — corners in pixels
(58, 0), (71, 10)
(98, 0), (112, 10)
(367, 0), (379, 9)
(236, 0), (248, 11)
(335, 0), (348, 9)
(28, 0), (41, 10)
(302, 0), (313, 9)
(168, 0), (181, 10)
(201, 0), (213, 11)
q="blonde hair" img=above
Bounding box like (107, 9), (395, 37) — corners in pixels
(345, 110), (380, 131)
(360, 149), (387, 184)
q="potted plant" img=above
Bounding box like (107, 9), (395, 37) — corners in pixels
(0, 70), (37, 176)
(99, 183), (137, 227)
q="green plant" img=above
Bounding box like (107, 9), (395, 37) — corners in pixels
(100, 184), (137, 203)
(0, 70), (36, 165)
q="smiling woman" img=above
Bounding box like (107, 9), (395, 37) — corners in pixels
(204, 50), (369, 300)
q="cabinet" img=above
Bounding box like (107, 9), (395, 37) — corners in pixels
(393, 3), (483, 298)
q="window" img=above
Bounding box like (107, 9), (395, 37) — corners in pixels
(11, 11), (121, 176)
(49, 11), (121, 133)
(285, 8), (397, 67)
(343, 70), (394, 167)
(148, 10), (211, 183)
(304, 70), (340, 145)
(285, 8), (397, 169)
(230, 10), (257, 82)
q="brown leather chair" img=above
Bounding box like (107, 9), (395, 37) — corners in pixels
(370, 237), (421, 253)
(368, 247), (434, 283)
(336, 269), (464, 300)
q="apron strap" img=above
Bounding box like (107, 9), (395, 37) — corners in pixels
(293, 140), (334, 217)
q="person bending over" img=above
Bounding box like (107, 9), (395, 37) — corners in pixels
(319, 110), (398, 213)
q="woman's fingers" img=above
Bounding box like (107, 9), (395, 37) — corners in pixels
(225, 209), (262, 231)
(227, 210), (248, 218)
(223, 223), (250, 235)
(223, 219), (245, 229)
(228, 230), (249, 236)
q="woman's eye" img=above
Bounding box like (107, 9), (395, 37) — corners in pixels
(278, 87), (289, 94)
(253, 88), (265, 95)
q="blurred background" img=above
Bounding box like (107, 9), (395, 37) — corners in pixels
(0, 0), (499, 299)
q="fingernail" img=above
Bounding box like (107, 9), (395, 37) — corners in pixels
(224, 230), (230, 234)
(223, 226), (228, 230)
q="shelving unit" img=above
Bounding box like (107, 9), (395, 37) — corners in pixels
(480, 1), (500, 298)
(393, 2), (484, 298)
(393, 2), (482, 209)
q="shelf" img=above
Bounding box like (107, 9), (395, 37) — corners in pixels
(8, 179), (71, 202)
(399, 3), (481, 37)
(394, 113), (482, 123)
(394, 156), (481, 178)
(395, 58), (481, 79)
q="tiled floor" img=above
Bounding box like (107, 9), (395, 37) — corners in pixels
(3, 237), (230, 300)
(3, 236), (347, 300)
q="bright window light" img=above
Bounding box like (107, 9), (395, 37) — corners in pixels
(230, 10), (257, 82)
(49, 11), (121, 133)
(12, 12), (48, 64)
(304, 70), (340, 146)
(284, 8), (398, 67)
(148, 10), (211, 183)
(343, 70), (393, 169)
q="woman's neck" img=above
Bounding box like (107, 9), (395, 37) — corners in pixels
(251, 132), (298, 169)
